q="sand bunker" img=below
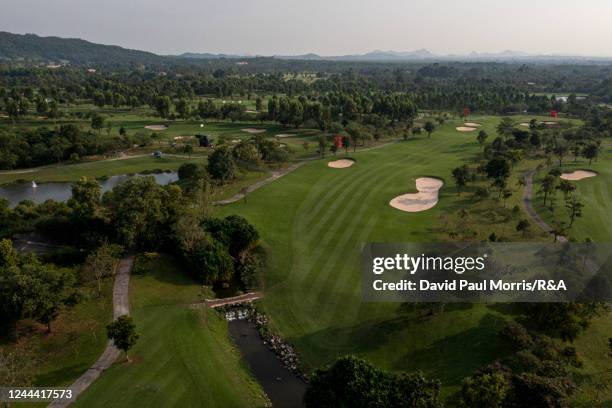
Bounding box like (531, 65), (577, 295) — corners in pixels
(275, 134), (294, 138)
(543, 121), (559, 126)
(464, 122), (481, 127)
(145, 125), (168, 131)
(390, 177), (444, 213)
(520, 123), (531, 127)
(145, 125), (167, 131)
(328, 159), (355, 169)
(560, 170), (597, 181)
(241, 128), (266, 134)
(456, 126), (477, 132)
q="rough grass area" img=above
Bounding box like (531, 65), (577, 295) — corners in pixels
(1, 279), (112, 408)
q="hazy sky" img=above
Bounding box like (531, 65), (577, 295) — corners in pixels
(2, 0), (612, 56)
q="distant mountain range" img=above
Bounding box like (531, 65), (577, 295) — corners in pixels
(2, 31), (611, 66)
(180, 49), (612, 63)
(0, 31), (165, 65)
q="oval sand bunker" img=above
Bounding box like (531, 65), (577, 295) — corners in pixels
(328, 159), (355, 169)
(560, 170), (597, 181)
(456, 126), (477, 132)
(464, 122), (481, 127)
(390, 177), (444, 212)
(145, 125), (168, 131)
(241, 128), (266, 134)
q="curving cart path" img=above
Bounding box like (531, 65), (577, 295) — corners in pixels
(214, 140), (399, 205)
(522, 170), (567, 243)
(48, 255), (134, 408)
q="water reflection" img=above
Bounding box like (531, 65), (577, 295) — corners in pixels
(0, 172), (178, 207)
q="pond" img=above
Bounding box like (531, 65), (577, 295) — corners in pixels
(228, 319), (306, 408)
(0, 172), (178, 207)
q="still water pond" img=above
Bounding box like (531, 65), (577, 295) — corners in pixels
(0, 172), (178, 207)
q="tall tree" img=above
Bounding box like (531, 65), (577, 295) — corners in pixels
(452, 165), (469, 196)
(90, 113), (105, 133)
(424, 121), (436, 138)
(107, 315), (139, 362)
(539, 175), (556, 206)
(583, 143), (599, 165)
(207, 146), (236, 182)
(477, 130), (488, 149)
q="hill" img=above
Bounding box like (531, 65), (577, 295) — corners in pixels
(0, 32), (166, 66)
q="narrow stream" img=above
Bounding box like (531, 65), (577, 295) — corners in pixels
(228, 319), (306, 408)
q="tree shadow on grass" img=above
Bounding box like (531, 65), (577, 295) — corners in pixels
(35, 362), (89, 387)
(140, 254), (198, 287)
(391, 313), (511, 387)
(292, 309), (510, 387)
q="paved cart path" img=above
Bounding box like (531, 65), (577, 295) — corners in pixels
(214, 140), (399, 205)
(48, 255), (134, 408)
(522, 170), (567, 243)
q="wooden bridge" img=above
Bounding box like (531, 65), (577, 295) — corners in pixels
(203, 292), (263, 308)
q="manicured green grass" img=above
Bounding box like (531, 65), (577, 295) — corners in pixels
(4, 111), (608, 403)
(0, 155), (203, 185)
(73, 256), (267, 408)
(216, 115), (609, 400)
(215, 117), (515, 396)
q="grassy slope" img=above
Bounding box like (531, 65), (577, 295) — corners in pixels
(73, 256), (267, 408)
(217, 115), (611, 400)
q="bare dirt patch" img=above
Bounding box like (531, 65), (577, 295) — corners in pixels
(327, 159), (355, 169)
(389, 177), (444, 212)
(559, 170), (597, 181)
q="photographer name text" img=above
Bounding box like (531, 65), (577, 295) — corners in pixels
(372, 279), (567, 292)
